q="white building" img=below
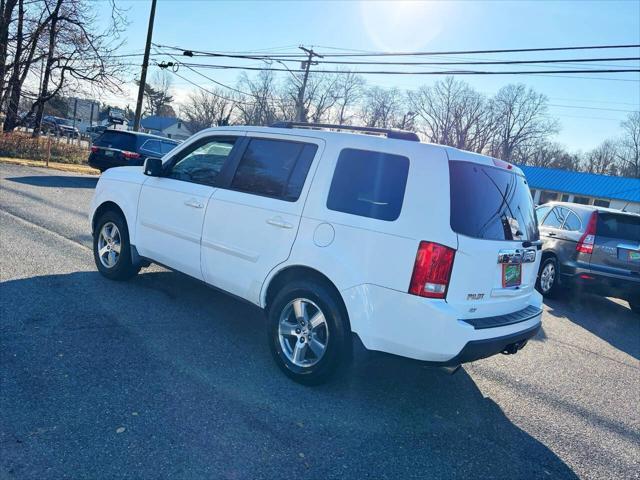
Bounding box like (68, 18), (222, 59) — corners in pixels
(140, 115), (192, 141)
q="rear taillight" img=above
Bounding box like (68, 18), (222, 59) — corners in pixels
(122, 150), (141, 159)
(409, 241), (456, 299)
(90, 146), (98, 153)
(576, 211), (598, 254)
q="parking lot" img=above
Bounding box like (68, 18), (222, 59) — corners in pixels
(0, 162), (638, 479)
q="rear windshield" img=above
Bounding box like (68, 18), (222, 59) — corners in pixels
(597, 212), (640, 241)
(95, 131), (136, 151)
(449, 161), (539, 241)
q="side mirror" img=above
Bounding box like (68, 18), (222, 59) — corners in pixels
(143, 157), (163, 176)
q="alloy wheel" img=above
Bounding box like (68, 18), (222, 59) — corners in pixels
(97, 222), (122, 269)
(540, 262), (555, 293)
(278, 298), (329, 368)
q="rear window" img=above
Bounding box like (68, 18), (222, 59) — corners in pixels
(95, 131), (136, 151)
(597, 213), (640, 242)
(449, 161), (539, 241)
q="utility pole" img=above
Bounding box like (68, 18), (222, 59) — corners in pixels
(133, 0), (157, 131)
(296, 46), (323, 123)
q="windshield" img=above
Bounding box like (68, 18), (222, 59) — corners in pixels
(449, 161), (539, 241)
(55, 118), (71, 126)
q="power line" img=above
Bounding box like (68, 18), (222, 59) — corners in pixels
(155, 51), (640, 67)
(176, 62), (640, 76)
(156, 43), (640, 58)
(547, 103), (638, 113)
(550, 97), (640, 106)
(165, 69), (251, 105)
(154, 47), (256, 97)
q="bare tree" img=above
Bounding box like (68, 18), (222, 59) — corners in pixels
(332, 70), (365, 125)
(0, 0), (19, 96)
(583, 140), (619, 175)
(359, 86), (405, 128)
(617, 111), (640, 178)
(181, 88), (235, 133)
(29, 0), (127, 137)
(408, 77), (494, 152)
(2, 0), (52, 131)
(488, 84), (559, 162)
(235, 70), (278, 125)
(278, 70), (342, 123)
(139, 71), (174, 116)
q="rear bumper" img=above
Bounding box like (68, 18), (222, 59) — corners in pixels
(560, 268), (639, 299)
(437, 323), (540, 366)
(342, 283), (543, 364)
(88, 154), (144, 171)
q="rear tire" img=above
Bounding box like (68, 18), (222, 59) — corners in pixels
(93, 210), (139, 281)
(267, 280), (351, 385)
(536, 257), (560, 297)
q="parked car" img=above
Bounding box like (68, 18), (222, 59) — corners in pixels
(88, 130), (179, 172)
(535, 201), (639, 313)
(86, 125), (107, 139)
(42, 116), (80, 137)
(89, 122), (543, 384)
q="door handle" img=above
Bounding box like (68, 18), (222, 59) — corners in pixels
(184, 199), (204, 209)
(547, 232), (557, 237)
(266, 216), (293, 229)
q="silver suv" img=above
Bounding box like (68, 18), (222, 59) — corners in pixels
(536, 201), (639, 313)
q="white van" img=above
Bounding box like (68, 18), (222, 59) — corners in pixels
(89, 123), (543, 384)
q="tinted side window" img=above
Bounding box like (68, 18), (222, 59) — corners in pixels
(327, 148), (409, 221)
(542, 207), (566, 228)
(161, 141), (178, 154)
(231, 138), (317, 201)
(140, 139), (161, 154)
(169, 137), (236, 186)
(597, 213), (640, 241)
(562, 210), (581, 231)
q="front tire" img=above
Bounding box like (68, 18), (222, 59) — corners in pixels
(536, 257), (560, 297)
(93, 210), (139, 281)
(268, 280), (351, 385)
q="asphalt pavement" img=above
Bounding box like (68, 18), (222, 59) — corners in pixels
(1, 163), (638, 479)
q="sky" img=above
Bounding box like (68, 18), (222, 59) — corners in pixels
(94, 0), (640, 152)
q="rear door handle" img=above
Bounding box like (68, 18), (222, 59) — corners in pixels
(547, 232), (557, 237)
(184, 199), (204, 209)
(266, 216), (293, 229)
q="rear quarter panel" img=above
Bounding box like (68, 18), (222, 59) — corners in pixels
(262, 137), (455, 300)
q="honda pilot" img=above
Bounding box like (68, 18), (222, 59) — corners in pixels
(89, 123), (543, 384)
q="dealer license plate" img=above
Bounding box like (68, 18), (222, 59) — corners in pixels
(502, 264), (522, 287)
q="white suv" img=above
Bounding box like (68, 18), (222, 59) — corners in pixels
(89, 123), (543, 384)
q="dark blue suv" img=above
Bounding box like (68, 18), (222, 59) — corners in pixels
(89, 130), (179, 172)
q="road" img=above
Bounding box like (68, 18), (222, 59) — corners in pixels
(1, 163), (638, 479)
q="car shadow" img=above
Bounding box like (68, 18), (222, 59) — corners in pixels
(0, 270), (579, 479)
(6, 175), (98, 189)
(544, 292), (639, 360)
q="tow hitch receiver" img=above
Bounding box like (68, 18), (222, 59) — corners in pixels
(502, 340), (528, 355)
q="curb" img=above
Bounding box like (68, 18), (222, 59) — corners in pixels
(0, 157), (99, 175)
